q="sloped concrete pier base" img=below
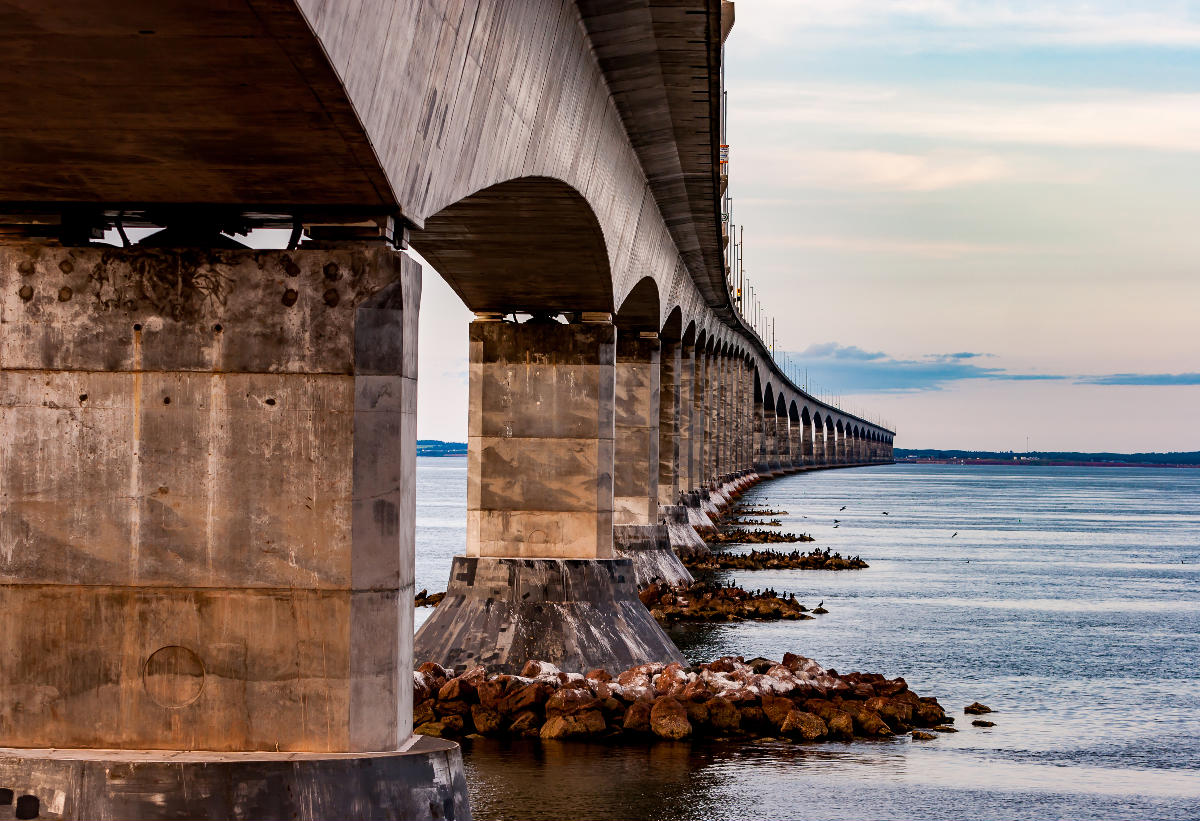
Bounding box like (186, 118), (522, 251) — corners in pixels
(0, 739), (470, 821)
(414, 557), (684, 674)
(661, 504), (711, 559)
(613, 524), (693, 587)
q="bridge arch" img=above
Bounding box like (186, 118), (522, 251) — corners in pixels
(616, 276), (662, 333)
(415, 176), (613, 315)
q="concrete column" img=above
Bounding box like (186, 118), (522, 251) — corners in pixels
(776, 411), (791, 471)
(0, 243), (468, 817)
(417, 315), (682, 673)
(614, 332), (660, 525)
(465, 317), (615, 558)
(678, 345), (695, 491)
(814, 424), (826, 466)
(694, 352), (710, 484)
(764, 408), (778, 474)
(837, 429), (847, 464)
(753, 402), (767, 473)
(789, 415), (803, 469)
(657, 340), (681, 507)
(710, 355), (723, 477)
(802, 416), (814, 466)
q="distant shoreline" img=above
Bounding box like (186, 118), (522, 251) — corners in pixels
(417, 439), (466, 457)
(895, 449), (1200, 469)
(898, 458), (1200, 469)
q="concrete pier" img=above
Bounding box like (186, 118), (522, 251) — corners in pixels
(0, 244), (467, 819)
(415, 316), (682, 673)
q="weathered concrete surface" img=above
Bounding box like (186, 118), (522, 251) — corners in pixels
(613, 524), (693, 588)
(660, 504), (710, 559)
(657, 340), (681, 507)
(467, 317), (615, 560)
(0, 244), (418, 753)
(614, 334), (660, 525)
(413, 557), (684, 674)
(0, 738), (470, 821)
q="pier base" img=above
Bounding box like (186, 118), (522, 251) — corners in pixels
(414, 557), (684, 674)
(613, 524), (693, 587)
(0, 738), (470, 821)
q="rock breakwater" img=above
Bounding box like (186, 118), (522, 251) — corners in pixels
(685, 547), (868, 571)
(412, 655), (954, 744)
(639, 581), (816, 624)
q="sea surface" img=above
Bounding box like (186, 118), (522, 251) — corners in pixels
(415, 458), (1200, 821)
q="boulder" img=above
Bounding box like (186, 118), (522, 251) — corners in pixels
(434, 699), (472, 717)
(914, 700), (947, 726)
(706, 697), (741, 731)
(545, 688), (600, 717)
(761, 694), (795, 728)
(520, 660), (561, 678)
(972, 719), (996, 728)
(964, 701), (993, 715)
(586, 668), (614, 682)
(471, 705), (503, 734)
(781, 710), (828, 741)
(849, 707), (892, 737)
(739, 705), (766, 727)
(508, 710), (541, 735)
(650, 697), (693, 740)
(499, 682), (552, 715)
(414, 721), (448, 738)
(623, 700), (653, 732)
(438, 677), (476, 702)
(540, 710), (606, 739)
(747, 657), (777, 674)
(825, 710), (854, 739)
(866, 696), (913, 731)
(685, 699), (709, 726)
(477, 678), (511, 711)
(911, 730), (936, 740)
(413, 701), (436, 727)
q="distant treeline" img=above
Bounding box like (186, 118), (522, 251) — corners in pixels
(417, 439), (467, 456)
(895, 449), (1200, 466)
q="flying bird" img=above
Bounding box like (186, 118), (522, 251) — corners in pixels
(833, 519), (841, 524)
(952, 532), (958, 538)
(833, 523), (840, 529)
(839, 505), (847, 511)
(882, 511), (889, 515)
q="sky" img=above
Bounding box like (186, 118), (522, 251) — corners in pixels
(413, 0), (1200, 452)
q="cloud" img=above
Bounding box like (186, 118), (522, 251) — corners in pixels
(757, 233), (1020, 260)
(787, 344), (1200, 393)
(734, 1), (1200, 50)
(735, 83), (1200, 154)
(798, 342), (888, 360)
(1079, 373), (1200, 385)
(745, 149), (1013, 192)
(786, 344), (1063, 393)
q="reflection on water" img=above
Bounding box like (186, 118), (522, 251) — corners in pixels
(416, 460), (1200, 820)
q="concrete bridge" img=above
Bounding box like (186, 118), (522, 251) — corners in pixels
(0, 0), (892, 818)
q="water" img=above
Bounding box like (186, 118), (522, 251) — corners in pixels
(415, 458), (1200, 820)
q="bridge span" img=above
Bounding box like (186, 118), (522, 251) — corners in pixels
(0, 1), (892, 818)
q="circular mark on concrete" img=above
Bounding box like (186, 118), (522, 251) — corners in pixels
(323, 288), (340, 307)
(17, 260), (34, 276)
(58, 259), (74, 274)
(143, 645), (205, 708)
(18, 285), (33, 301)
(281, 288), (298, 307)
(58, 286), (72, 302)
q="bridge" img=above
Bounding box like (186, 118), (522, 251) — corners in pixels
(0, 1), (892, 818)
